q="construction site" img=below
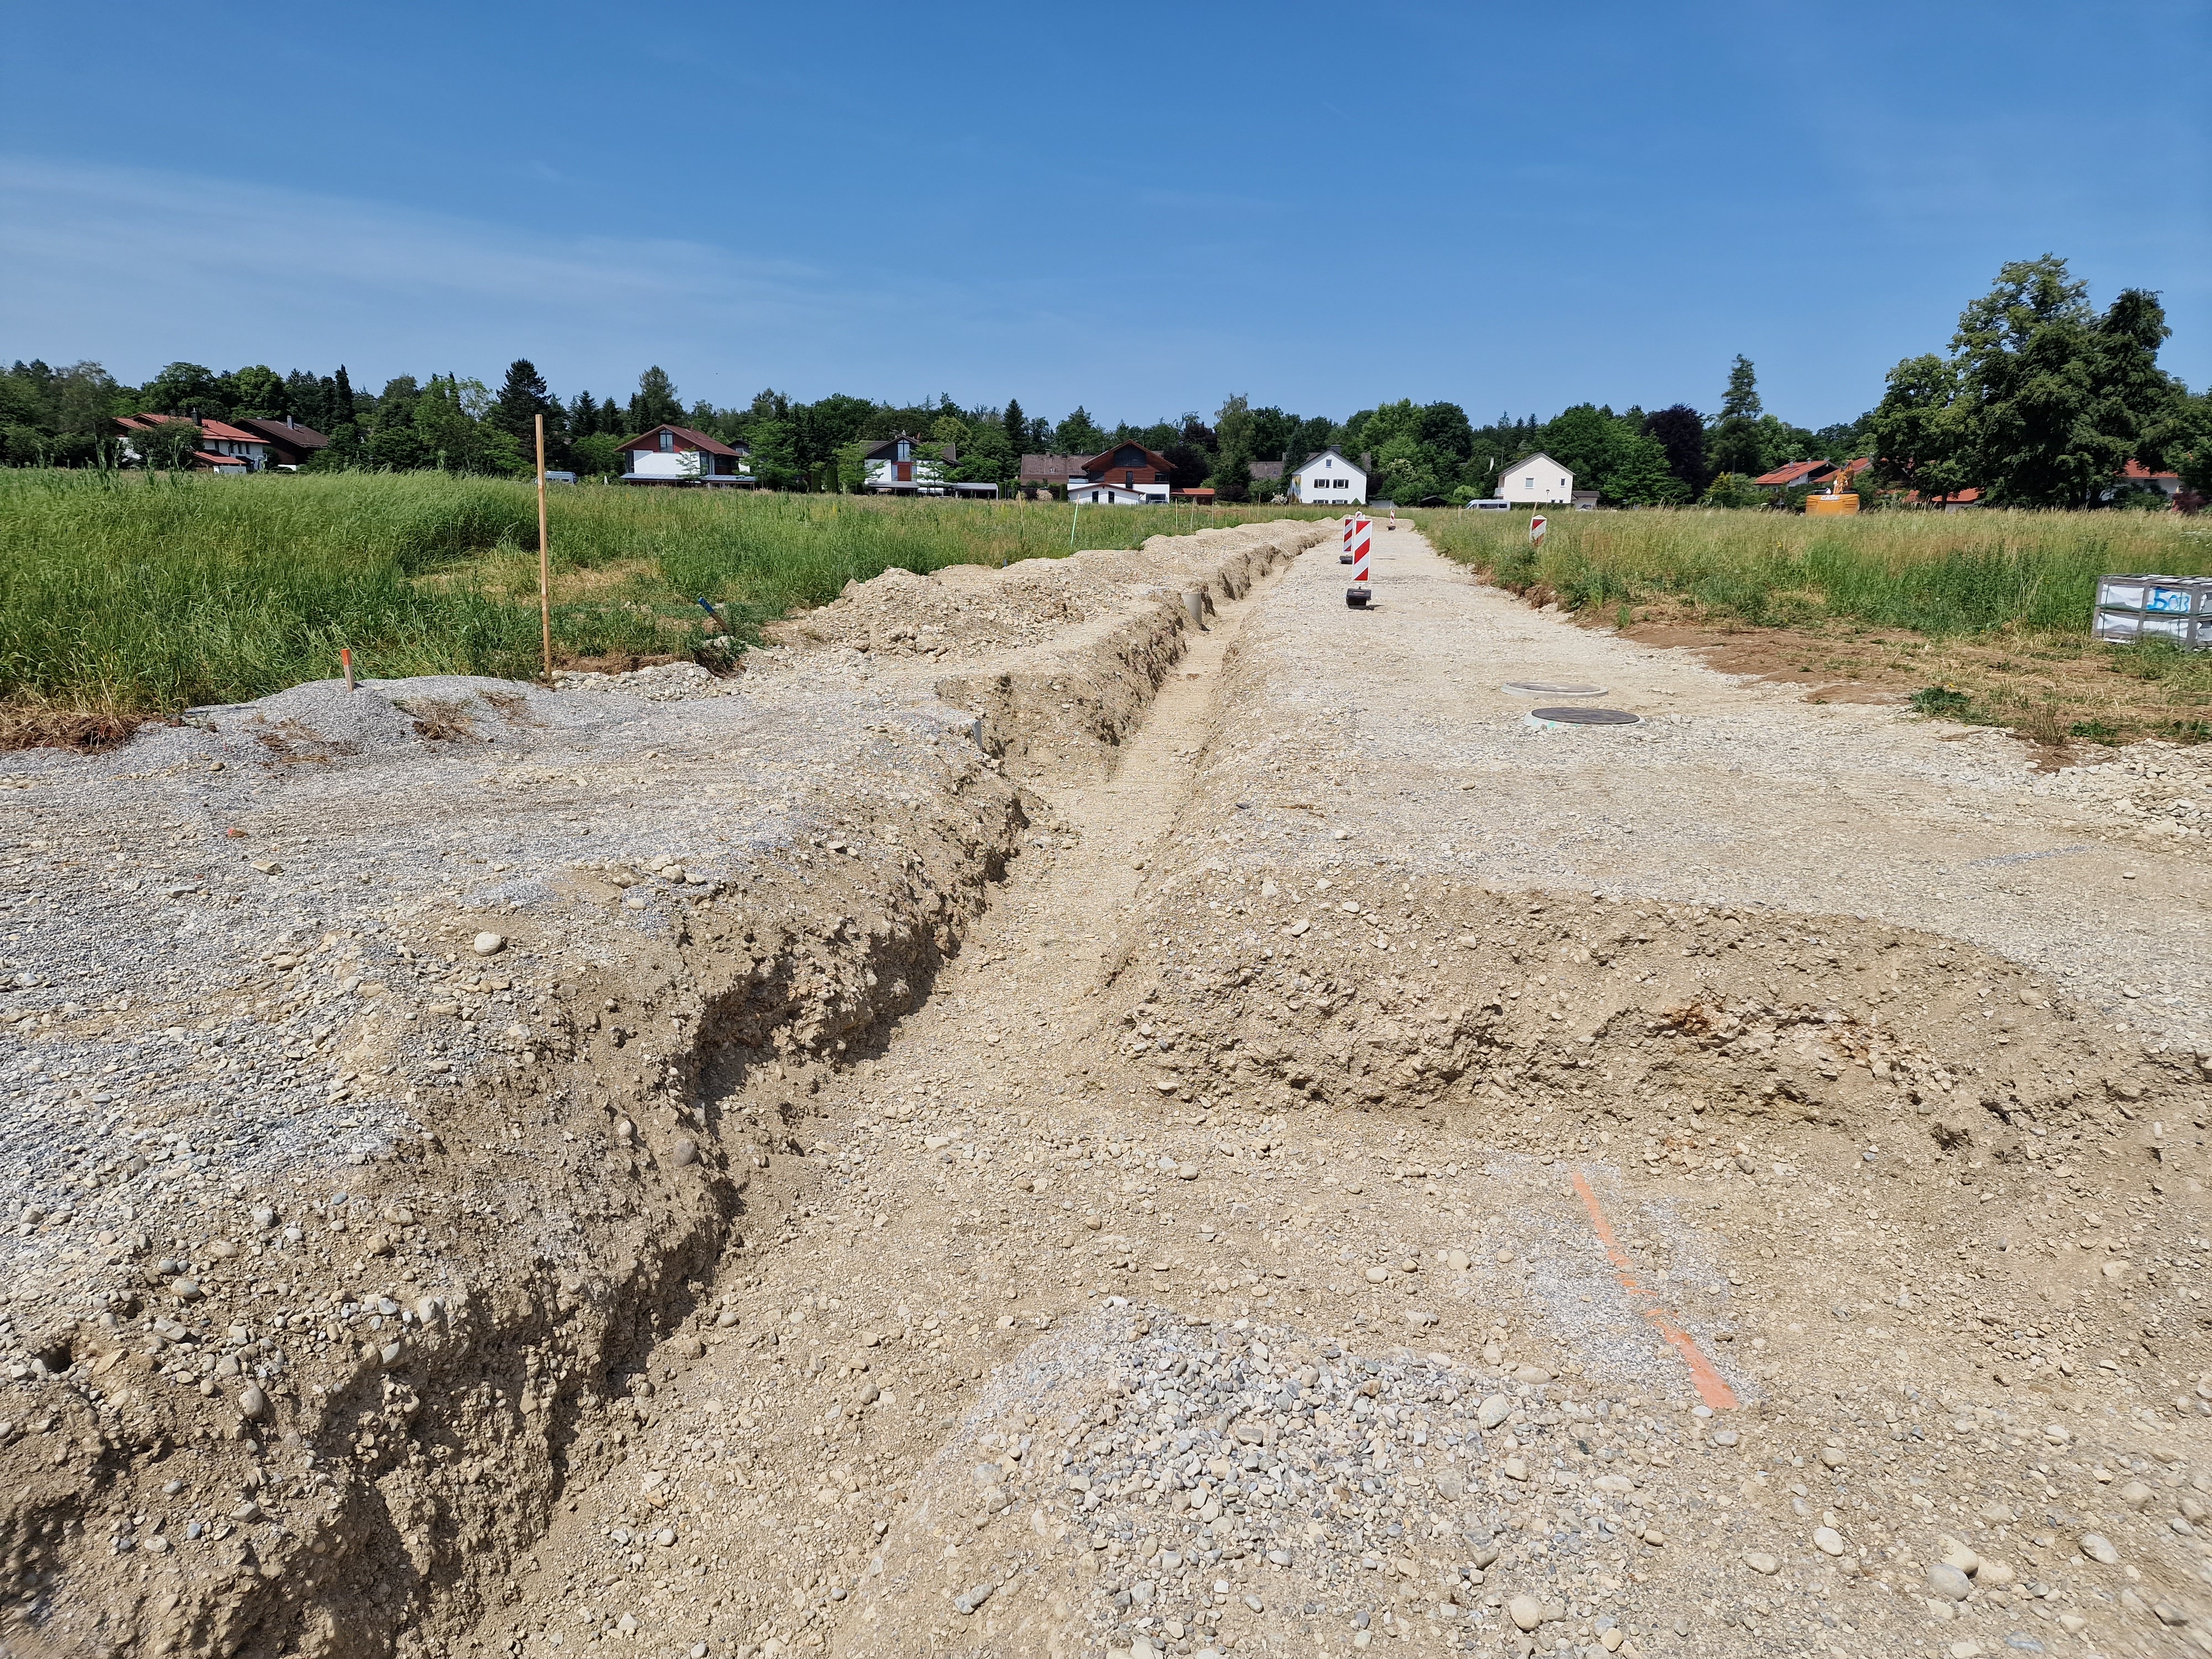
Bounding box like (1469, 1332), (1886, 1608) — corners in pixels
(2, 519), (2208, 1659)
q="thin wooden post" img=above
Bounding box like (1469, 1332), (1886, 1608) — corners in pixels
(535, 414), (552, 680)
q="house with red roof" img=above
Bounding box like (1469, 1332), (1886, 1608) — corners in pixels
(615, 423), (754, 486)
(1751, 458), (1838, 492)
(2105, 459), (2183, 507)
(114, 413), (272, 473)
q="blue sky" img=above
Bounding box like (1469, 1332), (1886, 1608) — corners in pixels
(3, 1), (2205, 431)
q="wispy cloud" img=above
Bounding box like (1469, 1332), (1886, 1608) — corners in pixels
(0, 156), (875, 390)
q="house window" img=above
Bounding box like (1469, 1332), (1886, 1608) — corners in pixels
(659, 432), (674, 452)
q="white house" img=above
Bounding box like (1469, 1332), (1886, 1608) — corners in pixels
(1070, 478), (1155, 505)
(863, 435), (999, 497)
(1496, 452), (1574, 505)
(114, 413), (270, 473)
(863, 435), (943, 493)
(1291, 448), (1366, 505)
(616, 424), (753, 486)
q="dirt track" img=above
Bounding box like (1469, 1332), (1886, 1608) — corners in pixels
(4, 521), (2210, 1659)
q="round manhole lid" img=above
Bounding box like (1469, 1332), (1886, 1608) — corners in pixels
(1529, 706), (1641, 726)
(1504, 681), (1606, 697)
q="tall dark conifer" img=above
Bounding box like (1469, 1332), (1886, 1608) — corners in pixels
(1644, 404), (1710, 496)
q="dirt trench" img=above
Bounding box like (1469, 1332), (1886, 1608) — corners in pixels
(10, 518), (2212, 1659)
(0, 520), (1329, 1659)
(410, 526), (2209, 1659)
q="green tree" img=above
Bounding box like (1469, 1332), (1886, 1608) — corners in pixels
(49, 362), (119, 438)
(1866, 353), (1970, 501)
(1285, 415), (1334, 468)
(747, 418), (802, 489)
(1644, 405), (1709, 497)
(330, 366), (358, 430)
(490, 359), (564, 471)
(1002, 398), (1027, 456)
(1600, 431), (1690, 505)
(224, 364), (286, 419)
(368, 376), (429, 469)
(1053, 406), (1105, 456)
(628, 366), (683, 433)
(571, 432), (621, 478)
(1942, 255), (2185, 506)
(411, 375), (482, 471)
(132, 416), (204, 470)
(1418, 402), (1474, 461)
(1707, 355), (1767, 476)
(1536, 404), (1616, 483)
(952, 421), (1014, 487)
(144, 362), (225, 419)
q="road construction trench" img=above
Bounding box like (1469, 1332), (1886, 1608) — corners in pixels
(452, 530), (2210, 1659)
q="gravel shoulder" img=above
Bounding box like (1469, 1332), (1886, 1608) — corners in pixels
(3, 520), (2209, 1659)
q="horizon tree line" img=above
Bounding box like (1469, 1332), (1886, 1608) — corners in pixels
(2, 258), (2202, 508)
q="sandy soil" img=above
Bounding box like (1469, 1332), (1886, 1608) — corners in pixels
(3, 522), (2209, 1659)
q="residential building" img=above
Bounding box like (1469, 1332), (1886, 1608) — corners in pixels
(1248, 460), (1284, 482)
(1494, 452), (1573, 505)
(114, 413), (270, 473)
(616, 424), (753, 486)
(1071, 441), (1175, 504)
(231, 416), (329, 471)
(1019, 455), (1083, 489)
(2107, 459), (2183, 505)
(1290, 448), (1367, 505)
(865, 435), (998, 497)
(1751, 458), (1837, 493)
(1068, 478), (1156, 505)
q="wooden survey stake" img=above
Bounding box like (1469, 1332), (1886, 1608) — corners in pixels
(536, 414), (552, 680)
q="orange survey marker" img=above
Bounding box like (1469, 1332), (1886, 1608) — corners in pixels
(1569, 1170), (1739, 1410)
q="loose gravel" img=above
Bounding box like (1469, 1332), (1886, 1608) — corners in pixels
(3, 519), (2208, 1659)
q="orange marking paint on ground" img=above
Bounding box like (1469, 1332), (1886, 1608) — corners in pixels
(1569, 1170), (1739, 1411)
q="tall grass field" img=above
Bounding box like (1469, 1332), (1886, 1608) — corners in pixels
(1415, 505), (2208, 635)
(0, 471), (1318, 738)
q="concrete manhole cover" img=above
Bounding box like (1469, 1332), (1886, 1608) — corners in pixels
(1503, 681), (1606, 697)
(1528, 706), (1641, 726)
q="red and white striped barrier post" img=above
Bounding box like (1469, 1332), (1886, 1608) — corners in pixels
(1345, 514), (1373, 608)
(1339, 513), (1355, 564)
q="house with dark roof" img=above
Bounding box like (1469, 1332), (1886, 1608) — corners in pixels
(1070, 441), (1173, 504)
(231, 416), (329, 471)
(1018, 454), (1083, 492)
(114, 413), (270, 473)
(616, 424), (753, 486)
(1292, 447), (1368, 504)
(863, 435), (998, 497)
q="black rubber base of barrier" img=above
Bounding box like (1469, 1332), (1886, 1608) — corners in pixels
(1346, 587), (1371, 609)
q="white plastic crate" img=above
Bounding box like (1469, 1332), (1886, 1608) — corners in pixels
(2093, 574), (2211, 649)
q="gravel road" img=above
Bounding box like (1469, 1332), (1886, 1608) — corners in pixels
(3, 520), (2208, 1659)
